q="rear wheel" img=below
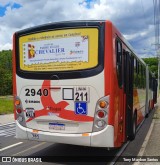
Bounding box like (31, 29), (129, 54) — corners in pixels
(145, 113), (149, 118)
(128, 113), (137, 141)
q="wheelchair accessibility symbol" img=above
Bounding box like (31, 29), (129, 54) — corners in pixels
(75, 102), (87, 115)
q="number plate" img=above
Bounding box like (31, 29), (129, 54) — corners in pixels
(26, 108), (35, 118)
(49, 123), (65, 130)
(74, 87), (89, 102)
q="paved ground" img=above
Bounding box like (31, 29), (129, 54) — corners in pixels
(0, 114), (14, 125)
(143, 104), (160, 157)
(133, 98), (160, 165)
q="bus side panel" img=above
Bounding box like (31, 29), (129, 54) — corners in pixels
(104, 21), (114, 126)
(145, 66), (149, 115)
(112, 33), (123, 148)
(105, 21), (124, 147)
(12, 33), (17, 120)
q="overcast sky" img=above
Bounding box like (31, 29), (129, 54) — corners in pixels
(0, 0), (156, 57)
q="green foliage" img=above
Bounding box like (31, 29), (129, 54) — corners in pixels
(142, 57), (158, 78)
(0, 50), (12, 96)
(0, 97), (13, 114)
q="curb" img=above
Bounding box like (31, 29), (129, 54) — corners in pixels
(133, 120), (155, 165)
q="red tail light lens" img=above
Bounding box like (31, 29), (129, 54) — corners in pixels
(16, 109), (22, 114)
(97, 110), (105, 118)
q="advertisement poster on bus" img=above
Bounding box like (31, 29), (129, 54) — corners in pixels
(19, 28), (98, 71)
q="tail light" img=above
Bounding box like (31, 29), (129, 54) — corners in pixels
(97, 110), (106, 118)
(16, 108), (22, 114)
(15, 99), (21, 106)
(96, 120), (106, 127)
(93, 96), (109, 132)
(14, 96), (26, 127)
(99, 100), (108, 108)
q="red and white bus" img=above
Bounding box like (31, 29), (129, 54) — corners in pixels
(13, 20), (157, 148)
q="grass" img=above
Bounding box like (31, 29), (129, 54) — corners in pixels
(0, 96), (14, 115)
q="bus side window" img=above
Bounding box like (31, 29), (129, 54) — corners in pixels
(135, 60), (140, 75)
(133, 57), (137, 88)
(116, 39), (122, 88)
(149, 73), (152, 90)
(143, 67), (146, 88)
(140, 64), (143, 88)
(136, 61), (140, 88)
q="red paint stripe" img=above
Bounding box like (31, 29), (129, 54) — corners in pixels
(26, 80), (93, 123)
(104, 21), (114, 126)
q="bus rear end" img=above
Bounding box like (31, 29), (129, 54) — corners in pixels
(13, 21), (114, 148)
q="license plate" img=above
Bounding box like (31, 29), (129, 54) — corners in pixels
(49, 123), (65, 130)
(26, 108), (35, 118)
(74, 87), (89, 102)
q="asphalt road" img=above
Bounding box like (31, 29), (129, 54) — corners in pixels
(0, 109), (155, 165)
(0, 122), (120, 165)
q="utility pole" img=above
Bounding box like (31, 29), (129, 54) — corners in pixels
(153, 0), (160, 96)
(158, 50), (160, 96)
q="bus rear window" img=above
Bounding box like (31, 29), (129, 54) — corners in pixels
(19, 28), (98, 72)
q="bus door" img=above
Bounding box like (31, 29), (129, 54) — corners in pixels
(124, 51), (135, 140)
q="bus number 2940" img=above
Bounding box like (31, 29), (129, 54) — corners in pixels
(25, 89), (48, 96)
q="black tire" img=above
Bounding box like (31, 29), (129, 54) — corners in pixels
(146, 103), (151, 118)
(145, 113), (149, 118)
(128, 113), (137, 141)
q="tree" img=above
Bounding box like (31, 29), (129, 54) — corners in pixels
(0, 50), (12, 95)
(143, 57), (158, 78)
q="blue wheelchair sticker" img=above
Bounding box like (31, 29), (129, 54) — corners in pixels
(75, 102), (87, 115)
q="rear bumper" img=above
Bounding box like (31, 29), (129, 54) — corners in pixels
(16, 121), (114, 148)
